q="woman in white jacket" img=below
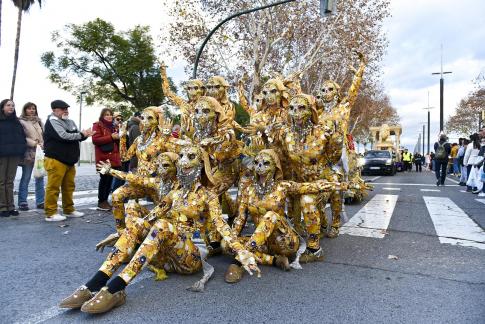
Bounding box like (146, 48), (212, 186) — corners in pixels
(465, 135), (481, 192)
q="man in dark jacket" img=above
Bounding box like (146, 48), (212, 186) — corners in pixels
(0, 99), (26, 217)
(126, 111), (141, 171)
(43, 100), (94, 221)
(434, 132), (452, 186)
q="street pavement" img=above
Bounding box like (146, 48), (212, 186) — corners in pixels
(1, 169), (484, 323)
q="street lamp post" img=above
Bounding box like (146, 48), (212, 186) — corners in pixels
(431, 45), (452, 132)
(422, 91), (434, 154)
(422, 123), (426, 155)
(78, 91), (87, 166)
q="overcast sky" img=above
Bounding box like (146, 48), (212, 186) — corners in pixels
(1, 0), (484, 151)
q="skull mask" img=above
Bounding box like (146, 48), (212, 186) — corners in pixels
(177, 146), (202, 189)
(206, 76), (229, 102)
(261, 82), (281, 107)
(139, 108), (158, 134)
(254, 93), (264, 111)
(288, 96), (312, 127)
(185, 79), (205, 102)
(319, 80), (341, 104)
(193, 97), (218, 140)
(158, 153), (178, 181)
(254, 151), (276, 184)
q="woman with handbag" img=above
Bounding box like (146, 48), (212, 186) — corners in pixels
(92, 108), (121, 211)
(0, 99), (26, 217)
(18, 102), (45, 211)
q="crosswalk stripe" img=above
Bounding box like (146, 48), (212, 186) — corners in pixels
(420, 189), (440, 192)
(423, 196), (485, 250)
(476, 199), (485, 205)
(340, 194), (398, 238)
(383, 187), (401, 191)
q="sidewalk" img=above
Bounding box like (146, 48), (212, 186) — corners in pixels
(14, 162), (98, 194)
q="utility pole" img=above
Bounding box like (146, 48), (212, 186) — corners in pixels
(422, 123), (426, 154)
(423, 91), (434, 154)
(431, 44), (452, 132)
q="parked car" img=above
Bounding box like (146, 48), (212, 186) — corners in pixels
(361, 150), (396, 176)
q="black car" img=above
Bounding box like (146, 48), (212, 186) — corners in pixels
(361, 150), (396, 176)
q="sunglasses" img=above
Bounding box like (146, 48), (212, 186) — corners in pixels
(115, 117), (122, 121)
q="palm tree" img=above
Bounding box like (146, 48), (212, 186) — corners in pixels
(10, 0), (42, 100)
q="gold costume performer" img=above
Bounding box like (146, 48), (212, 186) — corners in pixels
(160, 64), (205, 137)
(315, 52), (366, 238)
(60, 145), (260, 314)
(224, 149), (344, 283)
(112, 106), (178, 234)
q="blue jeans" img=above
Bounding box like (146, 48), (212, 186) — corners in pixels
(452, 158), (460, 174)
(18, 163), (45, 206)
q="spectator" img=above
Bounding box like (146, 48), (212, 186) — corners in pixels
(466, 133), (482, 194)
(424, 152), (431, 170)
(110, 111), (126, 192)
(43, 100), (93, 222)
(0, 99), (26, 217)
(458, 138), (469, 186)
(127, 111), (141, 171)
(18, 102), (45, 211)
(463, 133), (479, 191)
(434, 132), (451, 186)
(402, 148), (412, 172)
(477, 127), (485, 197)
(413, 152), (423, 172)
(450, 143), (459, 176)
(92, 108), (121, 211)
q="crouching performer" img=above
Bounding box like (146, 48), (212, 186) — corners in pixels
(93, 152), (180, 254)
(223, 149), (344, 283)
(60, 145), (260, 314)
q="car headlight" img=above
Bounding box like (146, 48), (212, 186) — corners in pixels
(385, 158), (392, 165)
(358, 157), (366, 166)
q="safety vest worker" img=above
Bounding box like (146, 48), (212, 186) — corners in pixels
(402, 151), (412, 162)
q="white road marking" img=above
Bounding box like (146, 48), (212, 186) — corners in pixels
(367, 176), (382, 182)
(27, 189), (98, 200)
(372, 182), (458, 187)
(476, 199), (485, 205)
(340, 194), (398, 238)
(446, 177), (460, 184)
(423, 196), (485, 250)
(460, 190), (468, 193)
(383, 187), (401, 191)
(16, 271), (153, 324)
(420, 189), (440, 192)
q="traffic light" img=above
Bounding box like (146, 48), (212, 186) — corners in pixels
(320, 0), (337, 16)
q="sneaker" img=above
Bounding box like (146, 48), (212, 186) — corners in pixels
(45, 214), (67, 222)
(436, 181), (440, 187)
(97, 201), (111, 211)
(472, 189), (481, 194)
(466, 186), (472, 192)
(459, 182), (466, 186)
(9, 210), (19, 216)
(19, 204), (29, 211)
(64, 210), (84, 218)
(36, 203), (44, 209)
(478, 192), (485, 197)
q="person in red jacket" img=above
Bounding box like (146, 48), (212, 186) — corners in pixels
(92, 108), (121, 211)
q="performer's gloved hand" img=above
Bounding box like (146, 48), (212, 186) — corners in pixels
(96, 160), (112, 175)
(95, 232), (119, 252)
(236, 250), (261, 278)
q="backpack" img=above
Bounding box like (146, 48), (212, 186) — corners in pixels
(435, 142), (448, 160)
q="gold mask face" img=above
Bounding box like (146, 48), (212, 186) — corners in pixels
(193, 100), (217, 129)
(139, 109), (158, 134)
(185, 80), (205, 102)
(177, 146), (202, 176)
(320, 80), (340, 103)
(261, 82), (281, 107)
(206, 77), (228, 102)
(254, 94), (264, 111)
(158, 155), (177, 180)
(288, 97), (312, 126)
(253, 151), (276, 183)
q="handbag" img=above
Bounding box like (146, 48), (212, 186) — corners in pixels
(33, 145), (46, 178)
(99, 142), (114, 153)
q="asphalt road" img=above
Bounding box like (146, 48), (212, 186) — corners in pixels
(1, 170), (484, 323)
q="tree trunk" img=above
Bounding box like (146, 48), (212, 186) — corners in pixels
(10, 6), (22, 100)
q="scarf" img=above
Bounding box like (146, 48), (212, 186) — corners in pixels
(100, 118), (114, 132)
